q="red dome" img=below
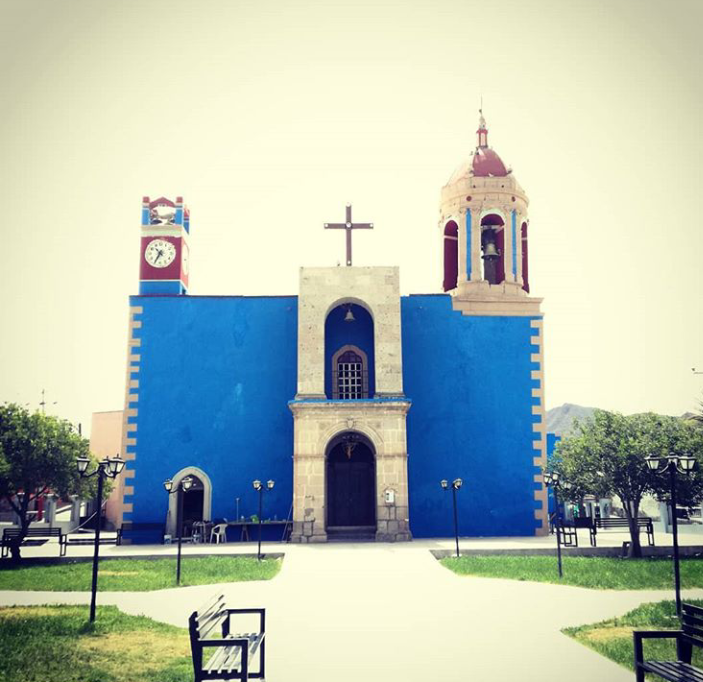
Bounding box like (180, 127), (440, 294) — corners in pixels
(472, 147), (508, 177)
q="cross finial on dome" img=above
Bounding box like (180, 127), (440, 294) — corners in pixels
(477, 108), (488, 148)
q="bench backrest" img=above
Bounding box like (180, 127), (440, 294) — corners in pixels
(597, 518), (651, 528)
(682, 603), (703, 644)
(3, 527), (62, 539)
(189, 593), (227, 642)
(573, 518), (594, 528)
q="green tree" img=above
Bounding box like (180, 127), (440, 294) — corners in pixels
(0, 403), (101, 562)
(553, 410), (703, 558)
(689, 391), (703, 427)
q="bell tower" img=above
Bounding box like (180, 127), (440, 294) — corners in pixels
(439, 111), (540, 316)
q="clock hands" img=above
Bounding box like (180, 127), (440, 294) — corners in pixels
(154, 249), (163, 263)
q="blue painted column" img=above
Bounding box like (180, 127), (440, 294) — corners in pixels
(465, 210), (472, 281)
(511, 210), (517, 280)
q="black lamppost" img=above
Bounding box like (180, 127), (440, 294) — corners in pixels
(543, 471), (569, 578)
(645, 454), (696, 617)
(163, 476), (194, 586)
(440, 478), (463, 558)
(253, 479), (274, 561)
(76, 454), (126, 623)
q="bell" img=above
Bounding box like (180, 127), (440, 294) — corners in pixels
(482, 242), (500, 259)
(344, 306), (355, 323)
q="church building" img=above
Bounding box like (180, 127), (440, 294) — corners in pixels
(118, 113), (550, 543)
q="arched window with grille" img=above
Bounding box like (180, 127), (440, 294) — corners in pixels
(332, 345), (369, 399)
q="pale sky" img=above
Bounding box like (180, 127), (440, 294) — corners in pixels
(1, 0), (701, 435)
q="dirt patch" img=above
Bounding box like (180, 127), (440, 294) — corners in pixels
(77, 630), (190, 677)
(579, 626), (634, 643)
(0, 606), (65, 619)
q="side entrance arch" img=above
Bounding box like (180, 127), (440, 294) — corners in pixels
(326, 432), (376, 537)
(166, 467), (212, 537)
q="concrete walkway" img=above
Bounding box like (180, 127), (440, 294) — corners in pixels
(2, 536), (703, 681)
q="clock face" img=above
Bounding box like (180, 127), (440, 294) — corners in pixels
(144, 239), (176, 268)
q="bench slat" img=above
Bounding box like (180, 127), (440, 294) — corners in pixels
(205, 643), (241, 674)
(3, 528), (63, 538)
(684, 604), (703, 618)
(204, 633), (263, 674)
(644, 660), (703, 682)
(596, 518), (652, 528)
(196, 604), (228, 639)
(196, 592), (225, 618)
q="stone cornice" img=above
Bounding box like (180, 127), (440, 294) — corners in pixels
(289, 398), (411, 416)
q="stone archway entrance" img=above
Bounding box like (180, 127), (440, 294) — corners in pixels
(166, 467), (212, 537)
(326, 433), (376, 538)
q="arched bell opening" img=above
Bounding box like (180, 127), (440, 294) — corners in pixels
(521, 221), (530, 293)
(442, 220), (458, 291)
(325, 303), (375, 399)
(325, 431), (377, 533)
(480, 214), (506, 285)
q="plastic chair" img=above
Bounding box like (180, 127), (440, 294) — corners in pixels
(210, 523), (228, 544)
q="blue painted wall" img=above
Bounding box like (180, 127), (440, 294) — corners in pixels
(511, 210), (517, 278)
(401, 295), (543, 537)
(324, 303), (375, 398)
(126, 291), (543, 540)
(125, 295), (297, 540)
(139, 281), (186, 295)
(465, 210), (472, 279)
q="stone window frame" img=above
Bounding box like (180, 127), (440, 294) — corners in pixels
(331, 344), (369, 399)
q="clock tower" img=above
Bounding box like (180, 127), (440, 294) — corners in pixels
(139, 196), (190, 295)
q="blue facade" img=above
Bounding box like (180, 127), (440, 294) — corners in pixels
(401, 295), (542, 538)
(124, 295), (297, 539)
(511, 210), (517, 278)
(465, 210), (472, 279)
(126, 292), (545, 540)
(139, 281), (186, 296)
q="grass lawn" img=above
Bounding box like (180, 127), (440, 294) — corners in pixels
(564, 599), (703, 674)
(0, 604), (192, 682)
(0, 556), (281, 591)
(440, 555), (703, 589)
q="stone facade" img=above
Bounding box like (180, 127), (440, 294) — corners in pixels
(289, 400), (411, 542)
(296, 266), (404, 399)
(290, 266), (411, 543)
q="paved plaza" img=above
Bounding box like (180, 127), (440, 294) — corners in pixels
(2, 531), (703, 681)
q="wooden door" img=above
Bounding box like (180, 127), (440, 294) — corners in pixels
(327, 442), (375, 527)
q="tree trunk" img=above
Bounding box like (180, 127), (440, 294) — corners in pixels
(9, 503), (31, 565)
(624, 500), (643, 558)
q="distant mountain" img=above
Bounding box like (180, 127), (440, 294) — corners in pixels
(546, 403), (596, 437)
(546, 404), (701, 437)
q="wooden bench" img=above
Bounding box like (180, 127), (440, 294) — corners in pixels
(189, 593), (266, 681)
(557, 518), (596, 547)
(1, 527), (67, 557)
(594, 517), (654, 547)
(66, 528), (123, 547)
(634, 602), (703, 681)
